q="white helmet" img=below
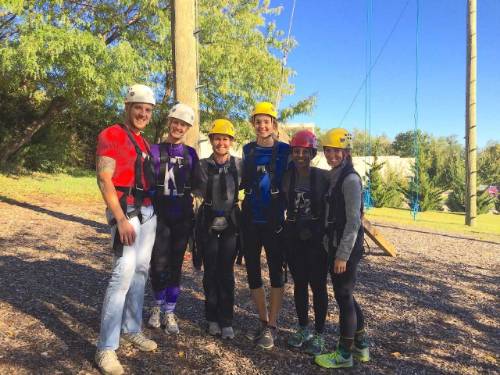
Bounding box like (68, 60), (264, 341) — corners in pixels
(124, 84), (156, 105)
(168, 103), (195, 127)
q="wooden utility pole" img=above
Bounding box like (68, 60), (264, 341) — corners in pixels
(170, 0), (199, 151)
(465, 0), (477, 226)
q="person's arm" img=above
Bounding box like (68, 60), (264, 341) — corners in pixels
(333, 174), (362, 273)
(191, 159), (207, 198)
(96, 156), (136, 246)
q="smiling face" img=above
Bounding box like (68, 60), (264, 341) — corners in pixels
(168, 118), (190, 142)
(252, 114), (276, 139)
(291, 147), (312, 169)
(210, 134), (233, 157)
(126, 103), (153, 133)
(324, 146), (346, 168)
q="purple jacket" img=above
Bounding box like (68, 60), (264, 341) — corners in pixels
(150, 143), (199, 220)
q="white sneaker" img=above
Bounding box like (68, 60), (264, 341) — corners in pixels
(148, 306), (162, 329)
(163, 312), (179, 334)
(95, 350), (124, 375)
(121, 332), (157, 352)
(208, 321), (221, 336)
(221, 326), (235, 339)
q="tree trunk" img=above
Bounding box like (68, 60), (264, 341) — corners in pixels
(0, 97), (66, 166)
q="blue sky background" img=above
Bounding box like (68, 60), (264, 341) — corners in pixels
(273, 0), (499, 148)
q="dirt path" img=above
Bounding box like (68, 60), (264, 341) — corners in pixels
(0, 195), (498, 374)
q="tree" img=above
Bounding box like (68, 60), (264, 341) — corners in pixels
(478, 141), (500, 185)
(403, 150), (443, 211)
(350, 129), (392, 156)
(0, 0), (315, 169)
(392, 130), (431, 158)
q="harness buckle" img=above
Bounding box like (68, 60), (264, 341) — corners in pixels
(270, 188), (280, 195)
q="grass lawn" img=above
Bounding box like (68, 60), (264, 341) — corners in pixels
(365, 206), (500, 239)
(0, 172), (101, 204)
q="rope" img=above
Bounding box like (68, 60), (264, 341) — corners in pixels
(339, 0), (411, 127)
(363, 0), (374, 210)
(411, 0), (420, 220)
(275, 0), (296, 111)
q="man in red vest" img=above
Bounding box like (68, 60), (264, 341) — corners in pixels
(95, 84), (158, 375)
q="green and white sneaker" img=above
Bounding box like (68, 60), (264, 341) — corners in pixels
(287, 326), (313, 348)
(315, 347), (353, 369)
(353, 334), (370, 362)
(303, 334), (325, 356)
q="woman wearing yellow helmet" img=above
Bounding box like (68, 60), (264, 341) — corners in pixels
(193, 119), (242, 340)
(240, 101), (290, 350)
(315, 128), (370, 369)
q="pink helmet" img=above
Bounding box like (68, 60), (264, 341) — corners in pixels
(290, 130), (318, 149)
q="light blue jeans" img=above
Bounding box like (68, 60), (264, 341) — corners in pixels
(97, 205), (157, 350)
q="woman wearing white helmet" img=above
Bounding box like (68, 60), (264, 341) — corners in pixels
(147, 102), (199, 336)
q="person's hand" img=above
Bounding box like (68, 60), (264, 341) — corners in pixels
(333, 259), (347, 274)
(117, 218), (136, 246)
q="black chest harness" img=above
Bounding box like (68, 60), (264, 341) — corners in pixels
(285, 167), (321, 223)
(156, 143), (192, 197)
(204, 156), (239, 210)
(111, 124), (155, 226)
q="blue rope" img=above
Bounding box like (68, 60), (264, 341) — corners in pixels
(363, 0), (374, 210)
(411, 0), (420, 220)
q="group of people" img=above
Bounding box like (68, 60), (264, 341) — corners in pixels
(94, 84), (369, 375)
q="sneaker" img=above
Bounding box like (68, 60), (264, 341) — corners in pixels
(245, 324), (264, 341)
(256, 327), (275, 350)
(208, 321), (221, 336)
(163, 312), (179, 334)
(221, 326), (235, 340)
(95, 349), (124, 375)
(287, 326), (313, 348)
(353, 333), (370, 362)
(315, 347), (353, 369)
(148, 306), (162, 329)
(303, 334), (325, 356)
(121, 332), (157, 352)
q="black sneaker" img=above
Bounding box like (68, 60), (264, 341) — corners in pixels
(246, 323), (265, 341)
(256, 327), (275, 350)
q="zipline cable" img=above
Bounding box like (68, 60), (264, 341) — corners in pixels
(411, 0), (420, 220)
(338, 0), (412, 127)
(363, 0), (374, 210)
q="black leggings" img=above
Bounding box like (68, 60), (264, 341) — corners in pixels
(150, 215), (192, 291)
(201, 228), (238, 327)
(330, 258), (365, 339)
(286, 231), (328, 333)
(242, 223), (285, 289)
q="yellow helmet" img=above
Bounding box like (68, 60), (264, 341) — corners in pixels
(322, 128), (352, 149)
(208, 119), (235, 138)
(251, 101), (277, 119)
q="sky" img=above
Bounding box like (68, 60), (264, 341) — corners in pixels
(272, 0), (499, 148)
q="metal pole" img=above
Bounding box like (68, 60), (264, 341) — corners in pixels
(171, 0), (199, 151)
(465, 0), (477, 226)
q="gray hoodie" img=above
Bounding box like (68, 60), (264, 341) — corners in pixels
(326, 160), (363, 261)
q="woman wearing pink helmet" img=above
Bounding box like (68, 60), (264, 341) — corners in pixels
(282, 130), (329, 356)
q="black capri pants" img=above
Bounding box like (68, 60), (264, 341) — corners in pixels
(242, 223), (285, 289)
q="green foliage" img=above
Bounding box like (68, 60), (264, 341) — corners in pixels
(364, 152), (404, 209)
(403, 151), (443, 211)
(392, 130), (431, 158)
(478, 141), (500, 185)
(427, 136), (464, 189)
(1, 0), (314, 169)
(351, 129), (393, 156)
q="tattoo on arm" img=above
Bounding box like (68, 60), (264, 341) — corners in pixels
(96, 156), (116, 192)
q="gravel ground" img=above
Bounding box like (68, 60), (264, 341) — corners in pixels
(0, 195), (498, 374)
